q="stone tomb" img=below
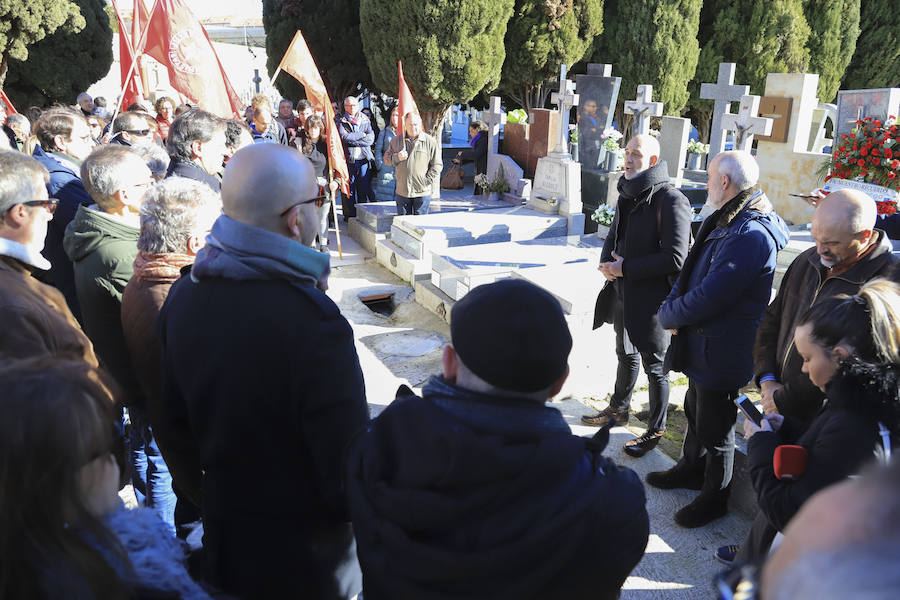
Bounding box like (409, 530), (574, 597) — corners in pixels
(659, 115), (692, 184)
(375, 205), (568, 283)
(835, 88), (900, 138)
(349, 195), (513, 254)
(430, 235), (604, 301)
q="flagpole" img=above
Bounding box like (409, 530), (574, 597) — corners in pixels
(325, 154), (343, 260)
(109, 0), (160, 124)
(269, 67), (282, 90)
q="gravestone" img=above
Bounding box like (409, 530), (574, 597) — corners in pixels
(756, 97), (793, 144)
(502, 108), (558, 177)
(835, 88), (900, 137)
(376, 205), (568, 283)
(700, 63), (750, 163)
(430, 235), (604, 301)
(660, 115), (692, 183)
(450, 105), (470, 144)
(809, 103), (837, 154)
(529, 65), (584, 234)
(721, 95), (774, 151)
(624, 85), (664, 136)
(755, 73), (825, 225)
(576, 63), (622, 170)
(485, 96), (506, 155)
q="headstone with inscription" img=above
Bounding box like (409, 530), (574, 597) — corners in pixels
(835, 88), (900, 138)
(659, 115), (692, 184)
(576, 63), (622, 170)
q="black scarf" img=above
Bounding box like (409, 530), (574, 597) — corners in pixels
(616, 160), (671, 202)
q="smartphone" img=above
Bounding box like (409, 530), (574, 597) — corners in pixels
(735, 394), (764, 426)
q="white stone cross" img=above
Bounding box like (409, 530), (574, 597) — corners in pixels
(701, 63), (750, 162)
(721, 95), (774, 151)
(624, 85), (663, 136)
(485, 96), (506, 156)
(550, 64), (579, 156)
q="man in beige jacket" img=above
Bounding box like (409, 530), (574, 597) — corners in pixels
(384, 112), (442, 215)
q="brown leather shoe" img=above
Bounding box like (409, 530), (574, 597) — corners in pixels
(581, 405), (628, 427)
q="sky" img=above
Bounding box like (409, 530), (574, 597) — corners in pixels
(116, 0), (264, 20)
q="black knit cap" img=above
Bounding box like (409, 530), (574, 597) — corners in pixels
(450, 279), (573, 393)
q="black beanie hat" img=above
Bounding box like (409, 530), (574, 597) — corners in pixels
(450, 279), (573, 393)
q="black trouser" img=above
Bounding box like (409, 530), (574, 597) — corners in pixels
(609, 302), (670, 433)
(735, 510), (778, 564)
(676, 379), (738, 496)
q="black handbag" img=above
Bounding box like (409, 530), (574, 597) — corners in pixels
(592, 282), (616, 330)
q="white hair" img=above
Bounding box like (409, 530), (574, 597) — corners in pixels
(715, 151), (759, 191)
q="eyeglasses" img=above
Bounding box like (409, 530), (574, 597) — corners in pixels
(279, 195), (327, 217)
(124, 129), (151, 136)
(21, 198), (59, 214)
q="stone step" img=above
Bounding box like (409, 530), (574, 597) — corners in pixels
(376, 238), (432, 284)
(356, 196), (515, 235)
(413, 278), (455, 324)
(347, 218), (386, 256)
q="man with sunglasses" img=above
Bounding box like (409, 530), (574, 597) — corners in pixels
(31, 108), (96, 321)
(0, 150), (97, 365)
(110, 111), (156, 147)
(158, 143), (368, 599)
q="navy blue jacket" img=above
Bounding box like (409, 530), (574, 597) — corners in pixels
(659, 188), (789, 390)
(32, 145), (93, 321)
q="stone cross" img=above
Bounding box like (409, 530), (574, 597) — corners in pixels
(700, 63), (750, 163)
(485, 96), (506, 156)
(721, 95), (774, 151)
(623, 85), (663, 136)
(550, 64), (579, 156)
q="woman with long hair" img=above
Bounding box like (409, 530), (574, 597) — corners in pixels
(295, 114), (337, 253)
(0, 358), (210, 599)
(373, 107), (399, 203)
(735, 279), (900, 563)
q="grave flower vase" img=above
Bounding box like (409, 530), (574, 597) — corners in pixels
(603, 152), (618, 172)
(488, 191), (501, 203)
(595, 224), (611, 239)
(687, 152), (704, 171)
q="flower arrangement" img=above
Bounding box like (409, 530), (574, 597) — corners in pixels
(600, 127), (623, 153)
(474, 163), (510, 194)
(826, 116), (899, 191)
(686, 140), (710, 155)
(507, 109), (528, 124)
(591, 204), (616, 226)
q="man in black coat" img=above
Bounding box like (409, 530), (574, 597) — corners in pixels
(345, 279), (649, 600)
(754, 189), (899, 421)
(582, 134), (693, 457)
(158, 144), (369, 599)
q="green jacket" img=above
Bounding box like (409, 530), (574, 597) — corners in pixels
(384, 132), (442, 198)
(63, 205), (142, 403)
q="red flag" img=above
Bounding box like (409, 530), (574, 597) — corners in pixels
(277, 30), (350, 196)
(141, 0), (242, 118)
(397, 60), (419, 128)
(0, 90), (16, 115)
(134, 0), (150, 45)
(111, 0), (145, 111)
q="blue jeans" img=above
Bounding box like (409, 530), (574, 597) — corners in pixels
(396, 195), (431, 216)
(345, 159), (375, 218)
(128, 407), (177, 534)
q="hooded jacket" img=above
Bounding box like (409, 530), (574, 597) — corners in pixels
(63, 205), (141, 402)
(345, 377), (649, 600)
(659, 187), (790, 390)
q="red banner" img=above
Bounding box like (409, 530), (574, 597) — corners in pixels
(111, 0), (145, 111)
(141, 0), (242, 118)
(277, 30), (350, 196)
(397, 60), (419, 126)
(0, 90), (17, 114)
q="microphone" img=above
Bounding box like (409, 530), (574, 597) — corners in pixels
(773, 445), (808, 480)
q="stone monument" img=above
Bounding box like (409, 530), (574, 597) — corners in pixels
(528, 65), (585, 234)
(721, 95), (774, 151)
(700, 63), (750, 163)
(575, 63), (622, 170)
(659, 115), (692, 184)
(624, 84), (663, 136)
(835, 88), (900, 138)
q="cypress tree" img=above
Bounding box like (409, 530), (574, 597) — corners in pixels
(842, 0), (899, 89)
(4, 0), (111, 109)
(0, 0), (84, 90)
(263, 0), (372, 103)
(592, 0), (701, 117)
(360, 0), (515, 134)
(498, 0), (604, 110)
(804, 0), (860, 102)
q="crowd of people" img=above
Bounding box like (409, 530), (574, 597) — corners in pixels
(0, 89), (898, 600)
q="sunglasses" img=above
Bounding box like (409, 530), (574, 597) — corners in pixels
(21, 198), (59, 214)
(124, 129), (151, 136)
(279, 195), (327, 217)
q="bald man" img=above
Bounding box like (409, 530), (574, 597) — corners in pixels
(754, 188), (900, 422)
(157, 144), (368, 599)
(583, 134), (693, 459)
